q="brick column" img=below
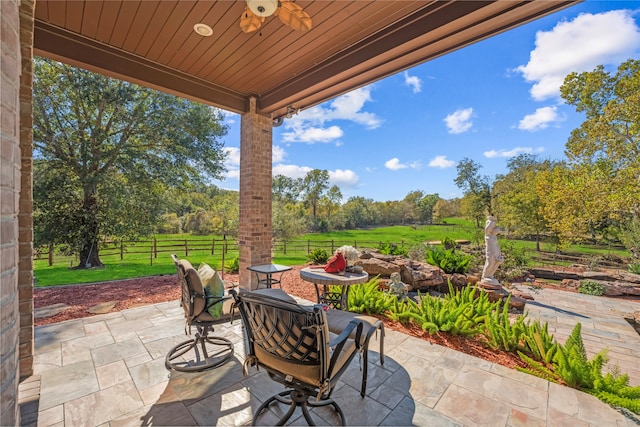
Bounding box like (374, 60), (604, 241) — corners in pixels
(238, 97), (272, 290)
(0, 0), (23, 424)
(18, 0), (35, 380)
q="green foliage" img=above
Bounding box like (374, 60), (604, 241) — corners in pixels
(378, 242), (408, 256)
(628, 262), (640, 274)
(307, 248), (329, 264)
(225, 256), (239, 273)
(408, 283), (492, 336)
(386, 297), (416, 324)
(517, 322), (640, 414)
(33, 58), (228, 267)
(346, 277), (393, 315)
(553, 323), (607, 389)
(442, 236), (456, 250)
(425, 248), (471, 274)
(578, 280), (606, 296)
(483, 297), (531, 353)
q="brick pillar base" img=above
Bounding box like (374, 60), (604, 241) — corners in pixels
(238, 98), (272, 290)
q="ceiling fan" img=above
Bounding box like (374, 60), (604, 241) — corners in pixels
(240, 0), (312, 33)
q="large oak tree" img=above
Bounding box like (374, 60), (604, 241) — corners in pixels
(33, 58), (228, 268)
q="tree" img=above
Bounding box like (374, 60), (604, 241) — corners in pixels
(272, 174), (301, 204)
(342, 197), (378, 229)
(301, 169), (330, 226)
(454, 158), (491, 227)
(33, 58), (228, 268)
(492, 154), (553, 250)
(544, 59), (640, 245)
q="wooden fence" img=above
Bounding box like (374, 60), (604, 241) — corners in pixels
(34, 238), (405, 266)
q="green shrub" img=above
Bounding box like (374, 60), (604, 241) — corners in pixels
(408, 283), (493, 336)
(628, 262), (640, 274)
(517, 322), (640, 415)
(483, 297), (529, 353)
(578, 280), (606, 296)
(346, 276), (393, 315)
(378, 242), (408, 256)
(425, 248), (471, 274)
(307, 248), (329, 264)
(225, 256), (239, 273)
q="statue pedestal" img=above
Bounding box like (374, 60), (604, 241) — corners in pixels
(478, 277), (502, 290)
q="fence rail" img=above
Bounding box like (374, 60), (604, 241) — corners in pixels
(34, 238), (404, 267)
(34, 237), (628, 270)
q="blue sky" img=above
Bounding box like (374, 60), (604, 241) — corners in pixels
(214, 1), (640, 202)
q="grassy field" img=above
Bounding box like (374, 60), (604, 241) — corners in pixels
(33, 219), (630, 287)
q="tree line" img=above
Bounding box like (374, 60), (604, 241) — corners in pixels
(33, 57), (639, 268)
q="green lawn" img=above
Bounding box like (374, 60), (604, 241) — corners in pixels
(34, 219), (630, 287)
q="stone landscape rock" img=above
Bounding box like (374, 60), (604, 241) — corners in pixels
(356, 257), (400, 277)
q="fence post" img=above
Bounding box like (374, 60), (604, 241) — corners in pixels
(307, 240), (311, 254)
(331, 240), (334, 253)
(283, 240), (286, 255)
(354, 241), (357, 249)
(211, 238), (215, 255)
(221, 248), (225, 279)
(185, 239), (188, 256)
(120, 241), (124, 261)
(48, 243), (53, 266)
(150, 246), (153, 266)
(154, 238), (158, 259)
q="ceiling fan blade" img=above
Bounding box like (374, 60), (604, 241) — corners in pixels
(275, 1), (312, 32)
(240, 6), (263, 33)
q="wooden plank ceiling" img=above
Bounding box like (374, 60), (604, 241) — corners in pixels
(34, 0), (578, 121)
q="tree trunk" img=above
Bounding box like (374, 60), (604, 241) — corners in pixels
(77, 186), (103, 268)
(536, 233), (541, 251)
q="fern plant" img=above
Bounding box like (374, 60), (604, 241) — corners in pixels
(346, 276), (393, 315)
(408, 283), (491, 336)
(483, 296), (529, 352)
(578, 280), (606, 296)
(425, 248), (471, 274)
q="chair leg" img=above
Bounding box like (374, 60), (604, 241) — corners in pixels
(254, 389), (346, 426)
(165, 325), (234, 372)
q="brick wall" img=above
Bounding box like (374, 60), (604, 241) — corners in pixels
(238, 97), (273, 290)
(18, 0), (35, 380)
(0, 0), (23, 424)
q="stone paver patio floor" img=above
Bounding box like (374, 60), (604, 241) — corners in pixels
(19, 288), (640, 426)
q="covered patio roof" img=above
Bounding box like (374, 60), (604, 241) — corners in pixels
(34, 0), (577, 121)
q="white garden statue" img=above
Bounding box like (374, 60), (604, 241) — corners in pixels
(480, 215), (504, 289)
(388, 272), (408, 300)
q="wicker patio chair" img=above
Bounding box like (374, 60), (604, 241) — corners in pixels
(231, 289), (363, 426)
(165, 254), (234, 372)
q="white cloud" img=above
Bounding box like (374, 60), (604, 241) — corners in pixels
(281, 86), (381, 144)
(404, 71), (422, 93)
(272, 145), (286, 163)
(282, 125), (343, 144)
(484, 147), (545, 158)
(515, 10), (640, 101)
(384, 157), (421, 171)
(428, 155), (455, 168)
(328, 169), (359, 188)
(271, 164), (359, 188)
(444, 108), (474, 134)
(272, 164), (312, 179)
(518, 106), (564, 131)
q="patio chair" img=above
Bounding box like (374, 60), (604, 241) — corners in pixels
(231, 289), (363, 426)
(325, 310), (384, 397)
(165, 254), (235, 372)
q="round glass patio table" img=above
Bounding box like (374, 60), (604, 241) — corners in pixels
(299, 267), (369, 310)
